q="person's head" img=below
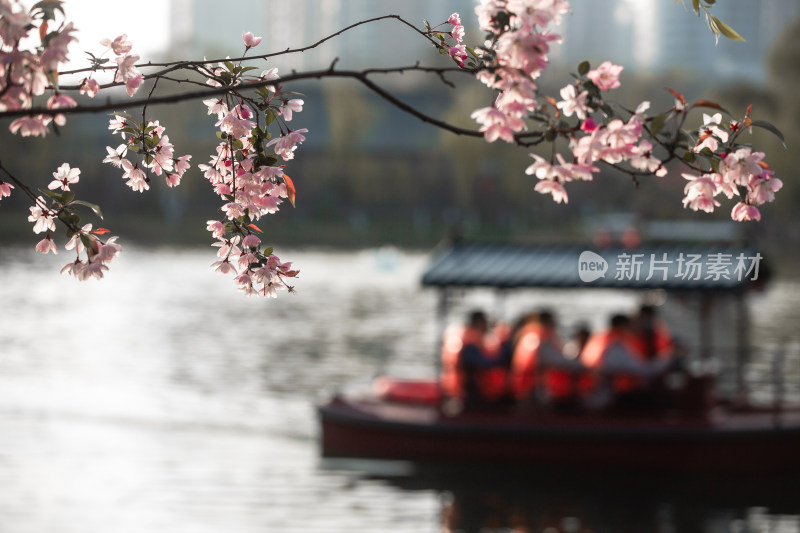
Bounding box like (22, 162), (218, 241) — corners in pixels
(573, 323), (591, 345)
(467, 310), (489, 333)
(609, 313), (631, 330)
(538, 309), (556, 329)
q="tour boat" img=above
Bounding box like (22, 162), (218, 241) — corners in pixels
(317, 240), (800, 473)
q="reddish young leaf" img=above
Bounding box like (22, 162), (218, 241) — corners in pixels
(283, 174), (296, 207)
(247, 223), (263, 233)
(39, 20), (48, 42)
(666, 88), (686, 109)
(90, 227), (111, 235)
(690, 100), (730, 115)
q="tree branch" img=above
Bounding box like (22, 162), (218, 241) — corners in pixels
(0, 67), (487, 139)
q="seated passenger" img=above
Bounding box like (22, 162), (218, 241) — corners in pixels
(581, 314), (671, 410)
(631, 304), (675, 361)
(441, 310), (510, 408)
(510, 310), (585, 404)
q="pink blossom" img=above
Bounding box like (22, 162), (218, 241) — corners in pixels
(242, 233), (261, 248)
(525, 154), (556, 180)
(222, 202), (245, 220)
(556, 84), (589, 120)
(586, 61), (623, 91)
(125, 74), (144, 97)
(731, 202), (761, 222)
(207, 220), (226, 239)
(0, 180), (13, 198)
(280, 99), (304, 121)
(35, 235), (58, 255)
(203, 98), (228, 119)
(451, 24), (465, 43)
(80, 78), (100, 98)
(48, 163), (80, 191)
(66, 224), (92, 253)
(496, 30), (561, 77)
(121, 160), (149, 192)
(103, 145), (128, 167)
(682, 173), (720, 213)
(506, 0), (570, 28)
(471, 106), (525, 143)
(93, 237), (122, 263)
(447, 13), (462, 26)
(266, 129), (308, 161)
(534, 179), (568, 204)
(9, 115), (51, 137)
(60, 259), (84, 277)
(630, 140), (667, 177)
(27, 197), (56, 234)
(581, 117), (598, 132)
(211, 258), (238, 275)
(720, 147), (764, 186)
(39, 22), (77, 73)
(242, 32), (263, 49)
(77, 260), (108, 281)
(101, 34), (134, 55)
(693, 113), (729, 153)
(448, 45), (468, 67)
(747, 174), (782, 205)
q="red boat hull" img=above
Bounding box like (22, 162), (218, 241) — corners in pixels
(318, 393), (800, 473)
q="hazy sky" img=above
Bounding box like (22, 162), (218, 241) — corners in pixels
(21, 0), (171, 71)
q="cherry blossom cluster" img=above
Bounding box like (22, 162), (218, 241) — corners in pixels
(461, 0), (783, 219)
(1, 0), (77, 137)
(681, 112), (782, 221)
(469, 0), (570, 143)
(425, 13), (468, 67)
(27, 163), (122, 280)
(198, 33), (302, 297)
(80, 33), (143, 98)
(103, 114), (192, 192)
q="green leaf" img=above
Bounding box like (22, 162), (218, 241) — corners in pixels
(264, 109), (276, 126)
(61, 190), (75, 203)
(216, 131), (228, 140)
(263, 246), (273, 256)
(711, 16), (745, 42)
(650, 112), (670, 137)
(72, 200), (104, 219)
(683, 151), (696, 163)
(38, 187), (61, 199)
(750, 119), (787, 148)
(578, 60), (590, 76)
(708, 158), (720, 173)
(691, 0), (701, 14)
(240, 66), (259, 74)
(80, 233), (94, 251)
(224, 61), (236, 72)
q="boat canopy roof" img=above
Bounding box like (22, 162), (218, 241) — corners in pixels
(420, 241), (764, 292)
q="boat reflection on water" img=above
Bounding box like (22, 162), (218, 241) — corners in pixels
(344, 464), (800, 533)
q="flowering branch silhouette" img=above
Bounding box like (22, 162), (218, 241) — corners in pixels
(0, 0), (785, 296)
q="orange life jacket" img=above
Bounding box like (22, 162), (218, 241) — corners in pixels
(631, 322), (674, 361)
(511, 324), (582, 400)
(581, 329), (646, 393)
(441, 325), (509, 402)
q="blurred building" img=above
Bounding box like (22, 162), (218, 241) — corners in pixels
(555, 0), (800, 83)
(169, 0), (471, 73)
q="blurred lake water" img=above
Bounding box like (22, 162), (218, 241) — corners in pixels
(0, 246), (798, 532)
